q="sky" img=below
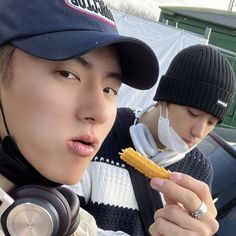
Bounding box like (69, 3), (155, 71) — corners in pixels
(105, 0), (235, 21)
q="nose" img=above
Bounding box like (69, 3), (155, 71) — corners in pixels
(76, 88), (112, 125)
(191, 120), (207, 139)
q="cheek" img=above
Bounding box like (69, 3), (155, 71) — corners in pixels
(205, 126), (215, 136)
(169, 113), (186, 134)
(5, 81), (72, 150)
(98, 106), (117, 143)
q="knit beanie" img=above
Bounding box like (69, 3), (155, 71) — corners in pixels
(153, 44), (236, 122)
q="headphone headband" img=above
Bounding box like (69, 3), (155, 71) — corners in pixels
(129, 104), (186, 167)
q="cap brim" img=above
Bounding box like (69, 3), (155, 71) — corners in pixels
(11, 31), (159, 90)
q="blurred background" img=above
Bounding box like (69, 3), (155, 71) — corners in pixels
(104, 0), (236, 134)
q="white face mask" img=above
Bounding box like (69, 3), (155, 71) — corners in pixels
(158, 106), (189, 153)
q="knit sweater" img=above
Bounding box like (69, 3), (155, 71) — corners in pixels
(72, 108), (213, 236)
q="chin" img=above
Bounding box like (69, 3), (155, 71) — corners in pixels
(61, 175), (84, 185)
(46, 173), (82, 185)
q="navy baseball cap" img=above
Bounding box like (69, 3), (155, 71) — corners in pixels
(0, 0), (159, 90)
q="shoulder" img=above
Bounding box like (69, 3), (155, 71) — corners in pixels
(117, 107), (134, 115)
(169, 148), (213, 186)
(116, 107), (135, 125)
(94, 107), (135, 161)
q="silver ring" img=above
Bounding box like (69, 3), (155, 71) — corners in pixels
(189, 201), (208, 219)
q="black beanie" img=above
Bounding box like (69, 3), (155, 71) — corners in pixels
(154, 44), (236, 122)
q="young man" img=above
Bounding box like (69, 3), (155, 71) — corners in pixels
(0, 1), (159, 235)
(75, 45), (235, 236)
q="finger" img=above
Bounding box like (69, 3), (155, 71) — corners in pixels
(169, 172), (217, 217)
(150, 173), (216, 217)
(164, 195), (184, 208)
(150, 176), (203, 213)
(170, 173), (212, 204)
(154, 205), (219, 234)
(149, 217), (195, 236)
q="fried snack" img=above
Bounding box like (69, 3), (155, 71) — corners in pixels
(120, 148), (171, 179)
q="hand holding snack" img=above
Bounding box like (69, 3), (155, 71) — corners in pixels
(149, 173), (219, 236)
(120, 148), (218, 235)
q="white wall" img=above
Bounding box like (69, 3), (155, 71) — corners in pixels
(112, 9), (208, 109)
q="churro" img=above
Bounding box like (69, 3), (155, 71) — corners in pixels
(120, 148), (171, 179)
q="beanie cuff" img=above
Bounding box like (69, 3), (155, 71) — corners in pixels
(154, 76), (233, 122)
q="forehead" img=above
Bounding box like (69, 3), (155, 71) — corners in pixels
(81, 45), (119, 60)
(169, 104), (218, 119)
(185, 106), (219, 121)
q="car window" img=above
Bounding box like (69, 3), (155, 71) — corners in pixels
(198, 134), (236, 195)
(197, 131), (236, 236)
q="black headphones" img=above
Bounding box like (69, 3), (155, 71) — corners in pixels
(0, 185), (80, 236)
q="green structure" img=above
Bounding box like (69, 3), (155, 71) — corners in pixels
(159, 6), (236, 129)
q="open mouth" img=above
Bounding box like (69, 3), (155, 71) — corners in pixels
(67, 136), (99, 157)
(185, 140), (194, 147)
(74, 139), (97, 149)
(78, 140), (91, 146)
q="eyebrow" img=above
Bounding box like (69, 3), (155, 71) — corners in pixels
(76, 57), (92, 69)
(76, 57), (124, 81)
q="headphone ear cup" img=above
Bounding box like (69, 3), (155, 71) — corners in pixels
(56, 186), (80, 235)
(4, 185), (72, 236)
(130, 124), (145, 154)
(1, 196), (59, 236)
(130, 123), (158, 157)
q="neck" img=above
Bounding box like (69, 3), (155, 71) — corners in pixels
(0, 174), (15, 193)
(0, 136), (61, 188)
(139, 105), (166, 150)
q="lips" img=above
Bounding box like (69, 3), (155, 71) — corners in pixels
(183, 138), (195, 148)
(67, 135), (99, 157)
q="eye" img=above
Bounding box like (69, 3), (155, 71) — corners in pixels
(58, 70), (78, 80)
(103, 87), (118, 96)
(188, 109), (198, 117)
(208, 120), (217, 126)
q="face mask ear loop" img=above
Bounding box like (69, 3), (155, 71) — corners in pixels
(158, 104), (168, 119)
(0, 101), (10, 136)
(159, 104), (162, 117)
(164, 105), (169, 120)
(157, 104), (162, 136)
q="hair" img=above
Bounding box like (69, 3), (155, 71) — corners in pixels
(0, 44), (15, 81)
